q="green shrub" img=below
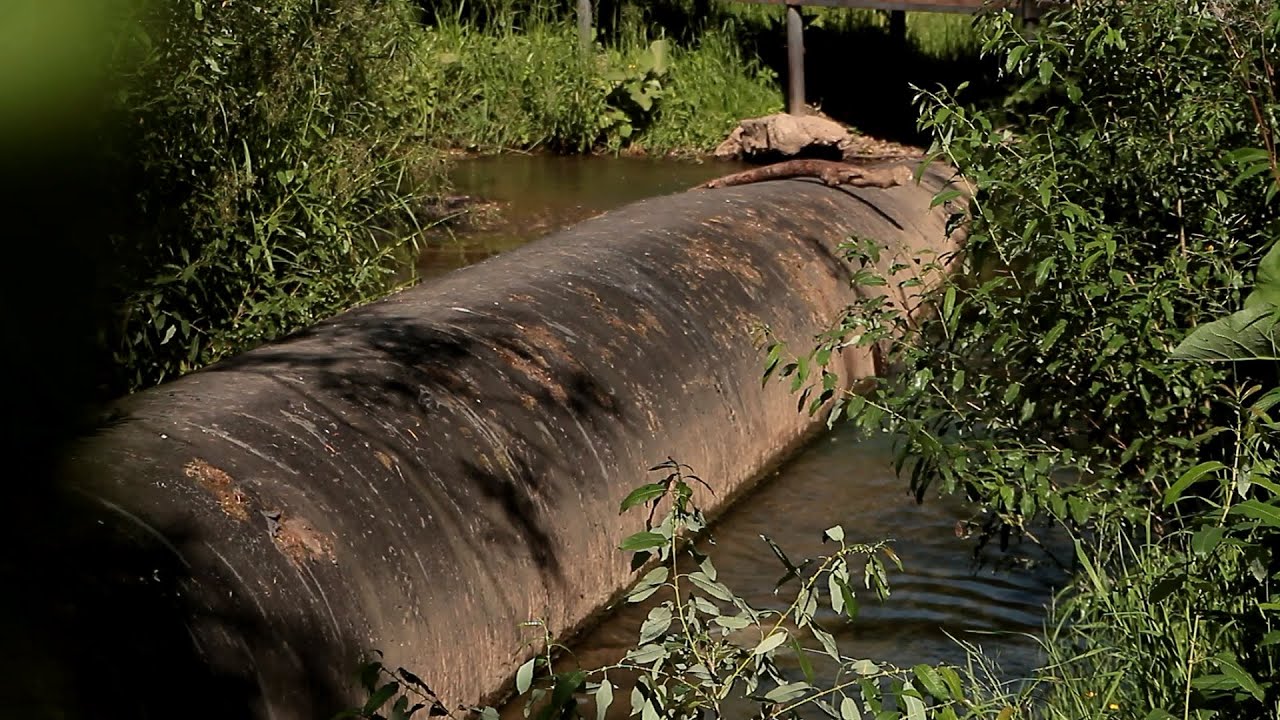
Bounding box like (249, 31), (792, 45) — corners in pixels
(819, 0), (1280, 531)
(104, 0), (440, 393)
(411, 6), (780, 154)
(642, 30), (782, 153)
(769, 1), (1280, 717)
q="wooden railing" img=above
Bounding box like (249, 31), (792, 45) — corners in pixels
(573, 0), (1049, 115)
(733, 0), (1047, 113)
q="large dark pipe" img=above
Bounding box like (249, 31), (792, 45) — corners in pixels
(47, 161), (963, 719)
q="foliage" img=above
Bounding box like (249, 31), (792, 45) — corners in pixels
(409, 5), (779, 154)
(640, 31), (782, 153)
(759, 1), (1280, 718)
(781, 0), (1280, 538)
(339, 460), (1021, 720)
(103, 0), (442, 394)
(1172, 240), (1280, 361)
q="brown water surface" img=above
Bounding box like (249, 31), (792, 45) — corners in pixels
(416, 154), (745, 279)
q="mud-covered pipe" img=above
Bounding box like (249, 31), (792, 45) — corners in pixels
(52, 161), (964, 720)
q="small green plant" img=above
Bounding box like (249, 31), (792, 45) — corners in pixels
(341, 459), (1016, 720)
(598, 40), (671, 148)
(103, 0), (442, 394)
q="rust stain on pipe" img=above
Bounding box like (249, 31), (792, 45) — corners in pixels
(52, 159), (966, 720)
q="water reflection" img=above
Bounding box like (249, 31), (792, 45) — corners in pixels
(416, 154), (745, 279)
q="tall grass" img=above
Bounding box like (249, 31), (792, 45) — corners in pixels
(95, 0), (986, 395)
(102, 0), (445, 393)
(409, 0), (985, 155)
(409, 2), (782, 154)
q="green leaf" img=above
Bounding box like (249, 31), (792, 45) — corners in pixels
(1038, 58), (1054, 84)
(687, 571), (735, 602)
(1163, 461), (1226, 505)
(1040, 319), (1068, 351)
(363, 682), (400, 715)
(638, 606), (673, 644)
(765, 682), (811, 703)
(1192, 673), (1238, 694)
(627, 566), (668, 603)
(791, 637), (816, 685)
(1171, 306), (1280, 362)
(813, 626), (840, 661)
(1226, 147), (1272, 164)
(1246, 241), (1280, 307)
(1005, 43), (1027, 73)
(1231, 500), (1280, 527)
(911, 665), (950, 700)
(902, 691), (926, 720)
(358, 659), (383, 693)
(1191, 526), (1225, 556)
(930, 189), (962, 208)
(824, 525), (845, 543)
(753, 630), (788, 655)
(938, 667), (965, 702)
(619, 532), (667, 551)
(648, 39), (670, 75)
(628, 644), (666, 664)
(595, 680), (613, 720)
(1213, 652), (1265, 700)
(839, 695), (862, 720)
(515, 659), (536, 695)
(545, 671), (586, 720)
(850, 659), (880, 675)
(713, 614), (750, 631)
(619, 483), (667, 513)
(836, 576), (859, 621)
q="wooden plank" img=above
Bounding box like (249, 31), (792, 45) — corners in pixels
(786, 5), (805, 114)
(577, 0), (592, 49)
(731, 0), (1014, 13)
(888, 9), (906, 43)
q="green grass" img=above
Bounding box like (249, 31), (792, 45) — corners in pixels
(407, 0), (987, 155)
(407, 4), (783, 155)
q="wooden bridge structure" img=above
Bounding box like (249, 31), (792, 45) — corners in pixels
(737, 0), (1050, 113)
(577, 0), (1050, 114)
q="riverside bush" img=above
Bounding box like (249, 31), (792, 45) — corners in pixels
(103, 0), (441, 394)
(410, 3), (780, 154)
(767, 1), (1280, 716)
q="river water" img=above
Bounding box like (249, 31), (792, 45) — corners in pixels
(416, 154), (746, 278)
(420, 154), (1068, 714)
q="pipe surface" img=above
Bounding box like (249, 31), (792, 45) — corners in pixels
(51, 160), (964, 720)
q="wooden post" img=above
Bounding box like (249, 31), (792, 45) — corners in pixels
(889, 10), (906, 47)
(1021, 0), (1042, 32)
(577, 0), (592, 50)
(786, 3), (805, 115)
